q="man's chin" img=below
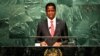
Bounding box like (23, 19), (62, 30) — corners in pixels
(49, 17), (54, 19)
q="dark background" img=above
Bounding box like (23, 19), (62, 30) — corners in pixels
(0, 47), (100, 56)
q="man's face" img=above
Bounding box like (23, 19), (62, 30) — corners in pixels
(46, 6), (56, 20)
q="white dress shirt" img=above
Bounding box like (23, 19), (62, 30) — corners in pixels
(47, 17), (56, 33)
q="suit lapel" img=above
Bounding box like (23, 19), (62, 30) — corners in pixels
(54, 19), (59, 36)
(44, 19), (51, 36)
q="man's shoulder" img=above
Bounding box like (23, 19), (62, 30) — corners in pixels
(56, 18), (66, 23)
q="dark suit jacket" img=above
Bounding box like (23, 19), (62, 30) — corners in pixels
(37, 18), (68, 46)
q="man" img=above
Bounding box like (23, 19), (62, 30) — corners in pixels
(37, 3), (68, 46)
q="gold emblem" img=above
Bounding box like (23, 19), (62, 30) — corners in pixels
(44, 48), (62, 56)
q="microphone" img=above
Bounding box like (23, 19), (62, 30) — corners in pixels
(49, 27), (51, 29)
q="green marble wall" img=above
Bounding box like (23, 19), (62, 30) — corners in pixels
(0, 0), (100, 46)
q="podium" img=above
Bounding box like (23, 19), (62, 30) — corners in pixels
(35, 36), (76, 47)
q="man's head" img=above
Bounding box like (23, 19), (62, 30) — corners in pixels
(45, 3), (56, 20)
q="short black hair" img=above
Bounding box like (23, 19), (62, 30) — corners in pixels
(45, 3), (56, 11)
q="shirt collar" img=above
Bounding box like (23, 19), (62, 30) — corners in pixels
(47, 16), (56, 22)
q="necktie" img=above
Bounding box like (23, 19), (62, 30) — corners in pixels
(50, 20), (54, 37)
